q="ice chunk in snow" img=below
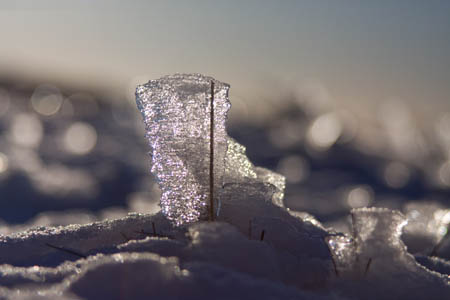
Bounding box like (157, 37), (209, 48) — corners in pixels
(135, 74), (285, 226)
(326, 208), (450, 300)
(136, 74), (230, 225)
(327, 208), (450, 283)
(327, 208), (410, 277)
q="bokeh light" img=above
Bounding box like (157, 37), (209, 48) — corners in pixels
(438, 161), (450, 187)
(347, 186), (372, 208)
(295, 80), (333, 116)
(68, 93), (99, 116)
(0, 152), (9, 174)
(435, 112), (450, 156)
(307, 112), (342, 150)
(276, 155), (309, 184)
(384, 162), (410, 189)
(434, 209), (450, 237)
(0, 88), (11, 116)
(9, 113), (44, 148)
(336, 109), (358, 144)
(32, 164), (98, 198)
(63, 122), (97, 155)
(30, 84), (63, 116)
(127, 191), (160, 215)
(60, 98), (75, 116)
(268, 120), (305, 149)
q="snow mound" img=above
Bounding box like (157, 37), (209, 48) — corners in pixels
(0, 208), (448, 299)
(1, 252), (343, 300)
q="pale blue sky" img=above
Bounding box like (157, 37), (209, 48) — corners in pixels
(1, 1), (449, 118)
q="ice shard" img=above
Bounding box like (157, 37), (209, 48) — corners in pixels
(136, 74), (230, 225)
(135, 74), (285, 226)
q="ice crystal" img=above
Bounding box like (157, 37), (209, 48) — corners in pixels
(135, 74), (285, 226)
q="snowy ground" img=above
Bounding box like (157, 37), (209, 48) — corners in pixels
(0, 76), (449, 299)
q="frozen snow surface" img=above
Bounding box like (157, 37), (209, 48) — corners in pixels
(0, 209), (448, 299)
(0, 74), (449, 299)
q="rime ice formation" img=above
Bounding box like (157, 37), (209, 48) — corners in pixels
(135, 74), (285, 226)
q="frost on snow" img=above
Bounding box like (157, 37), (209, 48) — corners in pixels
(135, 74), (285, 226)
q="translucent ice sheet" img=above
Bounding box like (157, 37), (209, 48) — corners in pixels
(136, 74), (285, 226)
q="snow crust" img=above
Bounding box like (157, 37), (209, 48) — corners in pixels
(0, 207), (448, 299)
(0, 215), (335, 299)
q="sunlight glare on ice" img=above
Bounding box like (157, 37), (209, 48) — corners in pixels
(307, 112), (342, 150)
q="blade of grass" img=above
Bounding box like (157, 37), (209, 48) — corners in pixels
(209, 80), (215, 221)
(45, 243), (86, 259)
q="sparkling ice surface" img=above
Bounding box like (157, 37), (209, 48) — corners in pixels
(136, 74), (230, 225)
(135, 74), (285, 226)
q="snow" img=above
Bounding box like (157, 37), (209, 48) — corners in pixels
(0, 218), (339, 299)
(0, 205), (449, 299)
(0, 74), (448, 299)
(0, 212), (177, 267)
(0, 207), (447, 299)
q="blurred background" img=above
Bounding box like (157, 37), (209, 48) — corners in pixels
(0, 1), (449, 256)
